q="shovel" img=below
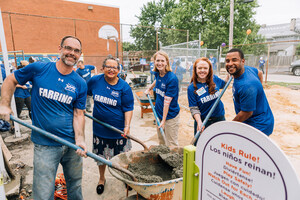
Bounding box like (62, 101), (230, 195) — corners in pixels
(146, 94), (167, 144)
(190, 76), (233, 145)
(10, 115), (136, 181)
(84, 113), (149, 151)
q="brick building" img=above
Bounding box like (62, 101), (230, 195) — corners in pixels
(0, 0), (121, 70)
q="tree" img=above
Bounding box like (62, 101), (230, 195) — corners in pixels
(131, 0), (265, 51)
(165, 0), (261, 49)
(122, 41), (138, 51)
(130, 0), (178, 51)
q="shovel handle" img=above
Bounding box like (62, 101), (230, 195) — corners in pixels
(146, 94), (166, 144)
(10, 115), (136, 181)
(84, 113), (149, 151)
(190, 76), (233, 145)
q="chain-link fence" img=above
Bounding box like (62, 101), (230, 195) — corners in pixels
(161, 40), (219, 92)
(121, 23), (189, 72)
(219, 40), (300, 79)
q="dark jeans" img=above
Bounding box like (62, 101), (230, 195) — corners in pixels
(259, 65), (264, 74)
(15, 96), (32, 119)
(193, 115), (225, 144)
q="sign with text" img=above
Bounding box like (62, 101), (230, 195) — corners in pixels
(196, 121), (300, 200)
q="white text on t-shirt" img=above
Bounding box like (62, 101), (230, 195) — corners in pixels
(156, 88), (165, 97)
(39, 88), (73, 104)
(200, 91), (220, 104)
(94, 94), (117, 106)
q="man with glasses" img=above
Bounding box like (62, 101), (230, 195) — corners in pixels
(0, 36), (87, 199)
(76, 60), (97, 112)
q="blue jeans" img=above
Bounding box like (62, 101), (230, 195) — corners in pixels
(33, 144), (83, 200)
(86, 95), (92, 110)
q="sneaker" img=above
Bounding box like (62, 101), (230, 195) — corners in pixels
(86, 109), (92, 113)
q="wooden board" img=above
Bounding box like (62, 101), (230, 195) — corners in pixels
(0, 136), (12, 161)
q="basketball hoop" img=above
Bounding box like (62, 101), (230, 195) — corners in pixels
(98, 25), (119, 51)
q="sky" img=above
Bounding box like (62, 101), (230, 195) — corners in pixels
(72, 0), (300, 25)
(68, 0), (300, 42)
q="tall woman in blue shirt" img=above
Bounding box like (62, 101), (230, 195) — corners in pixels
(188, 57), (229, 137)
(145, 51), (180, 146)
(87, 57), (134, 195)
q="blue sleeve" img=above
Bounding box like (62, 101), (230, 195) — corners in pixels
(165, 74), (179, 98)
(74, 80), (87, 110)
(121, 84), (134, 112)
(88, 65), (95, 71)
(187, 84), (197, 107)
(14, 63), (43, 85)
(214, 75), (226, 89)
(238, 85), (257, 112)
(248, 66), (258, 76)
(1, 67), (6, 81)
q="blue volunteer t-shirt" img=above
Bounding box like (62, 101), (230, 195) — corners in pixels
(14, 82), (31, 98)
(171, 64), (186, 82)
(209, 57), (217, 70)
(150, 62), (155, 74)
(154, 71), (180, 120)
(188, 75), (226, 120)
(259, 60), (265, 67)
(87, 74), (134, 139)
(76, 65), (95, 82)
(232, 66), (274, 135)
(14, 62), (87, 146)
(1, 64), (6, 81)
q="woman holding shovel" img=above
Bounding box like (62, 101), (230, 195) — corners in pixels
(145, 51), (180, 146)
(188, 57), (229, 141)
(87, 57), (134, 195)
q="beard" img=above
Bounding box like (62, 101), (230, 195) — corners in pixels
(61, 54), (77, 66)
(226, 65), (242, 77)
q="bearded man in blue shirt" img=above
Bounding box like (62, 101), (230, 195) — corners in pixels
(225, 48), (274, 136)
(0, 36), (87, 200)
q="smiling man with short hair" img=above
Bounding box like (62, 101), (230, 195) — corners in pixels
(0, 36), (87, 200)
(225, 48), (274, 136)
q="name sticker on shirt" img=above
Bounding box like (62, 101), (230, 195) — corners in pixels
(196, 87), (206, 96)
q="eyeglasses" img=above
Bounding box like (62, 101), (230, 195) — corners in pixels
(62, 46), (82, 54)
(104, 65), (119, 71)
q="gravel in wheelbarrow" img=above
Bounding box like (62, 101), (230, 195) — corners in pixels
(123, 145), (183, 183)
(108, 145), (184, 199)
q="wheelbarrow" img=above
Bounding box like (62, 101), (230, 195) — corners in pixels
(135, 91), (155, 118)
(130, 75), (148, 88)
(108, 146), (183, 200)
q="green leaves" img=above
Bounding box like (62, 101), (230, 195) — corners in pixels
(129, 0), (264, 53)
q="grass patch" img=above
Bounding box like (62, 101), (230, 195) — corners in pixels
(266, 81), (300, 87)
